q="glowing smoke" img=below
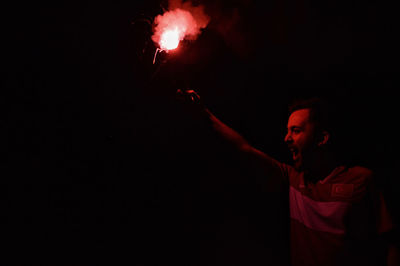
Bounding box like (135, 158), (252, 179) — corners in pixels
(152, 0), (210, 51)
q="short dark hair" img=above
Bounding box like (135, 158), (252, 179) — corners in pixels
(289, 96), (373, 166)
(288, 97), (337, 135)
(288, 96), (347, 159)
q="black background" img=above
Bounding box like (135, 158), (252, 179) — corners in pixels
(2, 0), (399, 265)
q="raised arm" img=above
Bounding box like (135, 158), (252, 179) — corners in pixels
(177, 89), (285, 182)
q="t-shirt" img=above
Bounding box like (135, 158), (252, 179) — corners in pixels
(278, 164), (393, 266)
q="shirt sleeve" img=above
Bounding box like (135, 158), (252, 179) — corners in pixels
(373, 187), (394, 234)
(368, 176), (394, 235)
(240, 147), (290, 191)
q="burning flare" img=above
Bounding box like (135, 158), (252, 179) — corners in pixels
(160, 27), (182, 50)
(151, 0), (210, 52)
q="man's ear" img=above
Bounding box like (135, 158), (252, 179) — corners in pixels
(318, 131), (330, 147)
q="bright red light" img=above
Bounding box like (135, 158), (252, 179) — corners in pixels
(152, 8), (204, 52)
(150, 1), (210, 63)
(159, 28), (181, 50)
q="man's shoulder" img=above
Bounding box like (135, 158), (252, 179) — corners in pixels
(344, 165), (374, 182)
(331, 166), (375, 201)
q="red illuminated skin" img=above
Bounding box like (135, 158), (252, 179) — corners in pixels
(179, 90), (330, 181)
(284, 109), (325, 171)
(284, 109), (333, 182)
(205, 101), (333, 183)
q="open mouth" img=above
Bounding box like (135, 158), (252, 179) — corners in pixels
(289, 147), (300, 161)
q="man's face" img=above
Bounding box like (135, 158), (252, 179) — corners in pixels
(284, 108), (318, 170)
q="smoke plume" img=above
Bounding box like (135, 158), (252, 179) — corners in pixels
(152, 0), (210, 49)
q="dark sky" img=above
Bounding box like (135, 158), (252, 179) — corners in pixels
(2, 0), (399, 265)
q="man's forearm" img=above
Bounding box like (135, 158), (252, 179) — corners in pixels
(203, 107), (285, 191)
(204, 108), (251, 152)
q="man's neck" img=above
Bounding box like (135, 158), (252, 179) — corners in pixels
(304, 151), (339, 184)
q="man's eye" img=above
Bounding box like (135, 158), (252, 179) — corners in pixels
(292, 129), (301, 134)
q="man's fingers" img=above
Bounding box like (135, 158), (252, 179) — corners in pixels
(176, 89), (201, 104)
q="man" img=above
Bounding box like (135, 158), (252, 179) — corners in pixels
(177, 90), (399, 266)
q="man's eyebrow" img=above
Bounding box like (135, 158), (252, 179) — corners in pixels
(288, 125), (302, 129)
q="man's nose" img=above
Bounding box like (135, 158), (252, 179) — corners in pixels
(284, 133), (292, 144)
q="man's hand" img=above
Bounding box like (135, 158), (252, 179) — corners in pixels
(176, 89), (202, 106)
(175, 88), (211, 126)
